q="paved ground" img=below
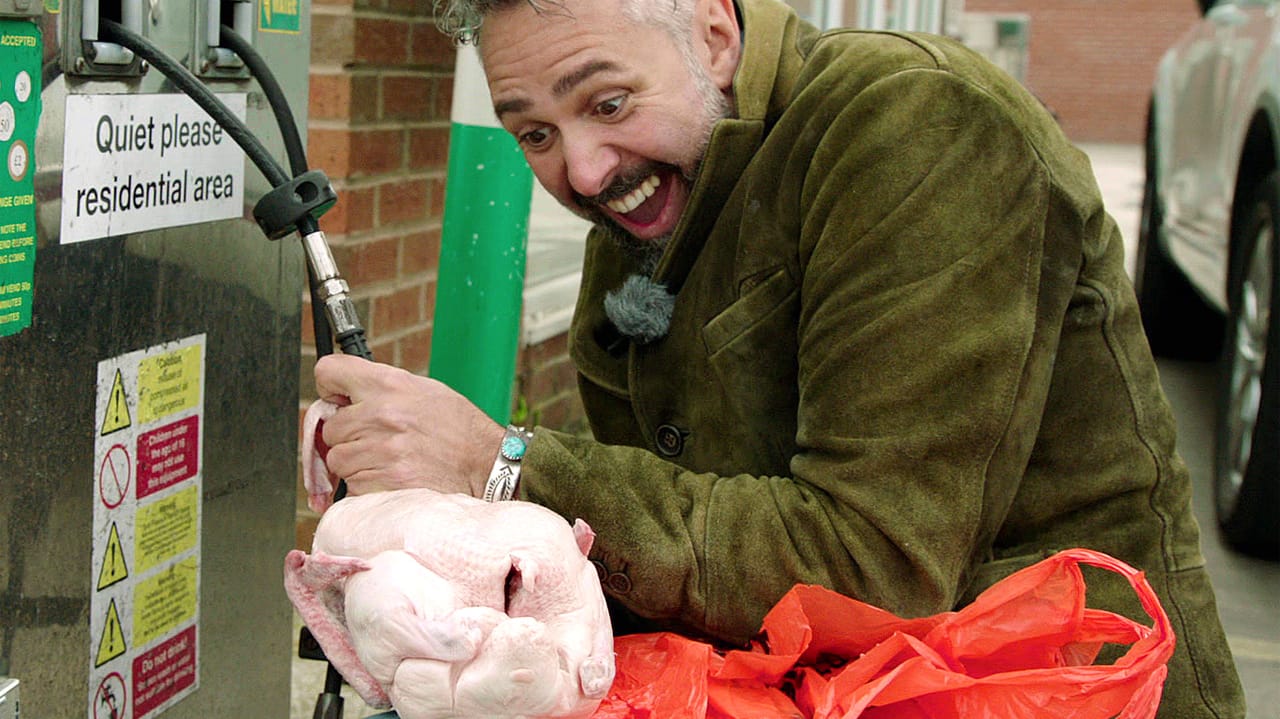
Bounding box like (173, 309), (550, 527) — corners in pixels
(1079, 142), (1144, 275)
(1159, 358), (1280, 717)
(290, 142), (1280, 718)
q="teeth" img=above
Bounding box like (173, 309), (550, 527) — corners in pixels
(606, 175), (660, 215)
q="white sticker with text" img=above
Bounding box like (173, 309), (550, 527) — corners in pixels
(61, 93), (247, 244)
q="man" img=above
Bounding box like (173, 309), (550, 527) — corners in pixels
(314, 0), (1246, 715)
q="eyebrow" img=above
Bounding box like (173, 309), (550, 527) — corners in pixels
(493, 59), (622, 119)
(552, 60), (621, 97)
(494, 97), (531, 119)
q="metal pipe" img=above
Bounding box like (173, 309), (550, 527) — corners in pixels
(232, 0), (254, 38)
(81, 0), (98, 40)
(207, 0), (221, 47)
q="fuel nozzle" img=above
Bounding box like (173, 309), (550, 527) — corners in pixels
(250, 169), (372, 359)
(301, 228), (371, 359)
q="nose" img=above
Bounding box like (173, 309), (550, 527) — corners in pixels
(561, 127), (620, 199)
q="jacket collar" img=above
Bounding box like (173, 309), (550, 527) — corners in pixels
(650, 0), (809, 293)
(569, 0), (815, 388)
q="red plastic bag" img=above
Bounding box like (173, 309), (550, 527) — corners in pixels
(592, 548), (1174, 719)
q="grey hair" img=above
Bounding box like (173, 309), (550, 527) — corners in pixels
(621, 0), (694, 50)
(434, 0), (695, 48)
(433, 0), (548, 45)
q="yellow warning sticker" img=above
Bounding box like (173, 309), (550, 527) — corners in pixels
(96, 522), (129, 590)
(138, 345), (201, 425)
(134, 485), (198, 574)
(95, 598), (127, 667)
(100, 368), (132, 435)
(133, 557), (197, 648)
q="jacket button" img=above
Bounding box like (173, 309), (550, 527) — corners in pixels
(605, 572), (633, 594)
(655, 424), (685, 457)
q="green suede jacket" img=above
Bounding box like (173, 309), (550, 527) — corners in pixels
(518, 0), (1245, 715)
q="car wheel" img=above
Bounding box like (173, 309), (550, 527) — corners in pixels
(1214, 171), (1280, 559)
(1134, 102), (1223, 360)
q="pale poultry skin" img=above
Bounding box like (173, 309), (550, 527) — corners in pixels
(287, 402), (615, 719)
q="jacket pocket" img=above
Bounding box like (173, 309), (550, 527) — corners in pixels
(702, 266), (798, 356)
(702, 266), (800, 470)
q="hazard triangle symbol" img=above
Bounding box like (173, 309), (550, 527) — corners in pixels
(95, 598), (127, 667)
(96, 523), (129, 590)
(100, 369), (131, 436)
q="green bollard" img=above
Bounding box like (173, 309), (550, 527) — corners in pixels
(429, 45), (534, 423)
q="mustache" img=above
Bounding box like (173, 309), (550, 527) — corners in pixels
(574, 162), (674, 207)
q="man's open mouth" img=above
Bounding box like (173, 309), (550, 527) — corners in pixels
(606, 175), (660, 215)
(602, 171), (672, 229)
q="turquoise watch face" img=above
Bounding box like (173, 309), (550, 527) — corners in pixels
(500, 434), (527, 462)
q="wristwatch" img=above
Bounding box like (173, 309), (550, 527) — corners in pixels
(484, 425), (533, 502)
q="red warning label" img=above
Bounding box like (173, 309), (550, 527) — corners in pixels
(132, 625), (197, 718)
(137, 417), (199, 499)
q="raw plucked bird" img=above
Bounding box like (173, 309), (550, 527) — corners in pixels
(286, 400), (615, 719)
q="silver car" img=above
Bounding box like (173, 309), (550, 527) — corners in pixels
(1137, 0), (1278, 558)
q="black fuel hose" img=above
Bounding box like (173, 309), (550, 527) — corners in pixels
(204, 25), (363, 717)
(98, 19), (290, 190)
(216, 24), (335, 359)
(217, 25), (308, 178)
(96, 25), (371, 408)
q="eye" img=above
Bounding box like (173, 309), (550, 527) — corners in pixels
(518, 126), (554, 150)
(595, 95), (625, 118)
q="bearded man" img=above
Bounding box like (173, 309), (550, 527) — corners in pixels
(314, 0), (1246, 715)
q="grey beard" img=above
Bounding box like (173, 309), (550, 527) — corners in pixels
(585, 92), (728, 274)
(602, 228), (668, 275)
(603, 274), (675, 345)
(594, 84), (732, 347)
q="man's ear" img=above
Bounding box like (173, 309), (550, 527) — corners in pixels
(697, 0), (741, 92)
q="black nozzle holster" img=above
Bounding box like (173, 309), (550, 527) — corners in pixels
(254, 170), (338, 240)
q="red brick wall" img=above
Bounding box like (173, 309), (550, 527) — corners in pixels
(297, 0), (457, 547)
(305, 0), (455, 376)
(514, 334), (591, 438)
(964, 0), (1201, 142)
